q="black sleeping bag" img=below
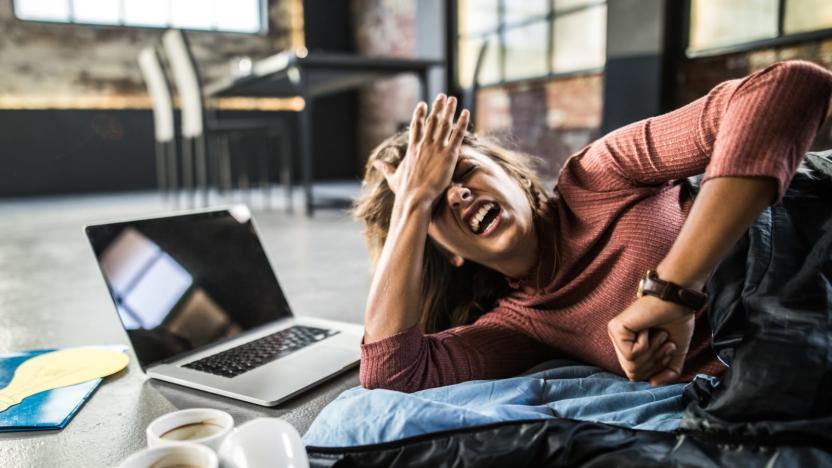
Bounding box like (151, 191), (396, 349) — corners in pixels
(306, 151), (832, 467)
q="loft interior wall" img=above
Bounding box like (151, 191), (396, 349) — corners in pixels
(0, 0), (301, 197)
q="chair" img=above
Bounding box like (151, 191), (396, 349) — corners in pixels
(137, 46), (178, 200)
(462, 39), (490, 131)
(161, 29), (291, 209)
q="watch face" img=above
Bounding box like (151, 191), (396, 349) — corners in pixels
(637, 278), (645, 298)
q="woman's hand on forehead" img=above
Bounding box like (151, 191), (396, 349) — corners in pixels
(373, 94), (470, 209)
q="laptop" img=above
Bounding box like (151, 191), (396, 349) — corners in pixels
(84, 206), (364, 406)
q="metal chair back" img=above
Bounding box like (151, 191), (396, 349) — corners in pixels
(162, 29), (204, 139)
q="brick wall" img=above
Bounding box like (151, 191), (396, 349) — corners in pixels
(476, 74), (603, 178)
(351, 0), (420, 166)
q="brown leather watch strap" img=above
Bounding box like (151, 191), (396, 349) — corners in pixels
(636, 270), (708, 311)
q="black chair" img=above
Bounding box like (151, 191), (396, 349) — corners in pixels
(161, 29), (292, 210)
(137, 46), (179, 200)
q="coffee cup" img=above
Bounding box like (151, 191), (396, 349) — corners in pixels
(218, 418), (309, 468)
(118, 443), (218, 468)
(146, 408), (234, 451)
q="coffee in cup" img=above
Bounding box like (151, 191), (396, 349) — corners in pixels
(147, 408), (234, 451)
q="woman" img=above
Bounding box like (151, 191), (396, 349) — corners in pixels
(354, 60), (832, 393)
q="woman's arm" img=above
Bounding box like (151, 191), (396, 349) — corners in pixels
(363, 95), (468, 344)
(608, 62), (832, 385)
(360, 308), (552, 392)
(657, 177), (776, 290)
(560, 60), (832, 202)
(608, 176), (776, 385)
(362, 194), (433, 342)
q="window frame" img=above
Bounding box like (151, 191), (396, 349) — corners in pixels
(685, 0), (832, 58)
(11, 0), (268, 36)
(455, 0), (606, 90)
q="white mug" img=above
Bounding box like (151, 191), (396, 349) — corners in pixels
(146, 408), (234, 452)
(219, 418), (309, 468)
(118, 443), (218, 468)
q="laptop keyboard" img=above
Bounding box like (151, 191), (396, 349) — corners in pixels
(183, 325), (337, 378)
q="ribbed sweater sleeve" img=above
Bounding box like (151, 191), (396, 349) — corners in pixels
(564, 60), (832, 200)
(702, 60), (832, 198)
(359, 307), (551, 392)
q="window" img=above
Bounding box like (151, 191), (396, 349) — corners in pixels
(13, 0), (265, 34)
(456, 0), (607, 88)
(688, 0), (832, 55)
(101, 228), (193, 330)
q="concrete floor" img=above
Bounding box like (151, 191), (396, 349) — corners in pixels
(0, 190), (371, 467)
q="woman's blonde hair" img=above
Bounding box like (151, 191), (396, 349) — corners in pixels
(353, 130), (554, 334)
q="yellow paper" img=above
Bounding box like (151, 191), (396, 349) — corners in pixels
(0, 348), (129, 413)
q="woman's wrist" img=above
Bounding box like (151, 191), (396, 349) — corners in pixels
(655, 259), (707, 291)
(393, 193), (435, 221)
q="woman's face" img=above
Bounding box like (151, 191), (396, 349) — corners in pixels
(427, 148), (536, 272)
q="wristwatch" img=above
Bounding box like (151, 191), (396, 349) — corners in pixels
(636, 270), (708, 311)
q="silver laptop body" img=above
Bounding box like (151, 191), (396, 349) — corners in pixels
(85, 206), (363, 406)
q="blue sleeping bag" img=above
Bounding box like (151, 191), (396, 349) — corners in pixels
(303, 359), (717, 447)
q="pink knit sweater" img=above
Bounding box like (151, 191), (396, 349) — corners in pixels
(360, 60), (832, 393)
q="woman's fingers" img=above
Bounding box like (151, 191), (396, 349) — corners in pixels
(649, 367), (680, 387)
(618, 329), (678, 381)
(373, 160), (396, 187)
(422, 94), (446, 144)
(630, 329), (650, 357)
(635, 352), (674, 382)
(636, 340), (675, 380)
(449, 110), (469, 149)
(408, 102), (428, 148)
(648, 331), (669, 353)
(437, 96), (457, 144)
(648, 345), (685, 386)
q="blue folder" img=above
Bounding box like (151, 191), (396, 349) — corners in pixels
(0, 347), (124, 432)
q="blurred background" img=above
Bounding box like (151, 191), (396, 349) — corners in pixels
(2, 4), (832, 464)
(1, 0), (832, 200)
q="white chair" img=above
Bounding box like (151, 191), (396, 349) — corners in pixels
(137, 46), (178, 199)
(161, 29), (291, 209)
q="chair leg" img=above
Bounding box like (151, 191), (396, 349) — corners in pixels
(167, 140), (179, 207)
(155, 141), (167, 200)
(257, 137), (270, 210)
(237, 137), (250, 204)
(221, 135), (233, 199)
(280, 128), (292, 213)
(196, 135), (208, 207)
(182, 137), (194, 208)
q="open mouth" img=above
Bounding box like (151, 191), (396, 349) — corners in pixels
(467, 201), (501, 235)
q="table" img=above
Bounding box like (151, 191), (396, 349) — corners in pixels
(206, 51), (444, 215)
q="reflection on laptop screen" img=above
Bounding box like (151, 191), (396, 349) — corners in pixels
(86, 207), (293, 369)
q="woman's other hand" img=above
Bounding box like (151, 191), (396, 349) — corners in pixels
(607, 296), (695, 386)
(374, 94), (470, 209)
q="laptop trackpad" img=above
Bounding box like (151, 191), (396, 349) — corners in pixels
(284, 345), (356, 375)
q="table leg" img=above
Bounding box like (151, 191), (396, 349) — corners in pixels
(167, 140), (179, 208)
(280, 126), (293, 213)
(196, 135), (208, 207)
(300, 97), (315, 217)
(182, 137), (194, 209)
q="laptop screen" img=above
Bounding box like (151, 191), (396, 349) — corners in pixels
(85, 207), (292, 369)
